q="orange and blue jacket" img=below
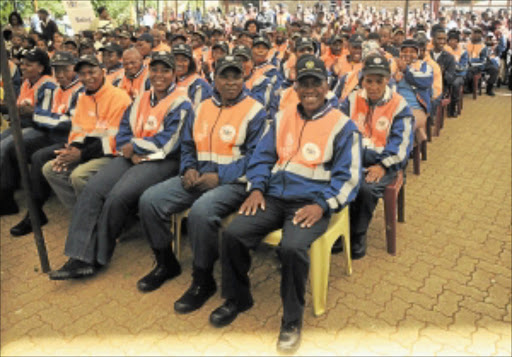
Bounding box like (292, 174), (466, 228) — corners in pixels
(278, 86), (338, 112)
(253, 60), (283, 91)
(244, 71), (279, 118)
(466, 42), (487, 68)
(107, 63), (125, 86)
(180, 88), (267, 184)
(445, 44), (469, 76)
(116, 64), (150, 99)
(395, 60), (434, 114)
(340, 87), (415, 172)
(116, 83), (193, 161)
(17, 75), (57, 129)
(68, 80), (132, 160)
(423, 53), (443, 99)
(33, 76), (84, 133)
(176, 73), (213, 109)
(247, 101), (362, 214)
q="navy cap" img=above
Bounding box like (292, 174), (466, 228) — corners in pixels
(401, 39), (420, 51)
(137, 33), (154, 46)
(212, 41), (230, 54)
(79, 38), (94, 49)
(192, 31), (207, 41)
(215, 55), (243, 75)
(172, 43), (193, 58)
(51, 51), (76, 67)
(295, 36), (315, 51)
(253, 36), (272, 49)
(74, 54), (101, 71)
(296, 54), (327, 81)
(149, 51), (175, 69)
(232, 45), (252, 60)
(99, 42), (123, 57)
(472, 26), (483, 33)
(63, 38), (78, 47)
(171, 33), (187, 42)
(349, 34), (364, 46)
(362, 53), (391, 77)
(21, 48), (52, 75)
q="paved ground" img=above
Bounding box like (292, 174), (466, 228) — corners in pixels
(1, 90), (511, 356)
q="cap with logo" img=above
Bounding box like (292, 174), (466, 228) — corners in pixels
(149, 51), (175, 69)
(74, 54), (101, 72)
(215, 55), (243, 75)
(349, 34), (364, 46)
(295, 37), (315, 51)
(212, 41), (230, 54)
(232, 45), (252, 61)
(211, 27), (224, 35)
(99, 42), (123, 57)
(252, 36), (272, 49)
(393, 27), (405, 36)
(296, 54), (328, 81)
(331, 34), (344, 43)
(362, 54), (391, 77)
(51, 51), (76, 67)
(400, 39), (420, 51)
(171, 33), (187, 42)
(172, 43), (193, 58)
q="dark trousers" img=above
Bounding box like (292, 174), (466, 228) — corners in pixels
(64, 157), (178, 265)
(221, 196), (330, 325)
(349, 170), (397, 244)
(465, 63), (499, 90)
(450, 77), (465, 106)
(30, 143), (62, 206)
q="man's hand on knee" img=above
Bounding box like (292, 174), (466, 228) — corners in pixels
(293, 204), (323, 229)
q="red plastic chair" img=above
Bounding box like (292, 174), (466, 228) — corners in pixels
(473, 73), (482, 100)
(383, 171), (405, 255)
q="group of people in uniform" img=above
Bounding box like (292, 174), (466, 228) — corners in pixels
(1, 4), (510, 353)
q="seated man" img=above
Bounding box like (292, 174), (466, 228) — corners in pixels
(251, 35), (283, 91)
(116, 48), (150, 100)
(465, 27), (499, 96)
(340, 53), (415, 259)
(42, 55), (131, 210)
(136, 56), (267, 315)
(211, 55), (362, 354)
(49, 52), (193, 280)
(10, 51), (84, 236)
(445, 30), (469, 118)
(99, 42), (124, 85)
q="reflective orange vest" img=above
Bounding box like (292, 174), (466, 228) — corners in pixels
(340, 69), (362, 101)
(69, 81), (132, 155)
(334, 56), (363, 77)
(273, 42), (288, 61)
(153, 43), (171, 52)
(445, 44), (463, 62)
(193, 96), (262, 164)
(106, 67), (125, 85)
(17, 75), (55, 106)
(118, 65), (149, 99)
(423, 53), (443, 98)
(52, 79), (83, 114)
(321, 48), (343, 70)
(350, 89), (403, 149)
(466, 43), (485, 59)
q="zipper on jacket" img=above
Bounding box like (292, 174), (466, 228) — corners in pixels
(280, 118), (308, 197)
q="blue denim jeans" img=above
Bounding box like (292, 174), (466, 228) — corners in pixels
(138, 177), (248, 270)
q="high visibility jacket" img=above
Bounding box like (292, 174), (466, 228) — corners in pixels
(340, 87), (415, 172)
(245, 72), (278, 118)
(272, 42), (288, 62)
(333, 68), (363, 102)
(0, 60), (21, 99)
(17, 75), (57, 129)
(396, 60), (434, 114)
(466, 43), (486, 67)
(283, 53), (296, 81)
(69, 80), (132, 155)
(333, 55), (363, 77)
(176, 73), (213, 109)
(33, 77), (83, 132)
(117, 65), (150, 99)
(423, 54), (443, 99)
(116, 84), (193, 161)
(253, 61), (283, 91)
(193, 47), (208, 74)
(180, 88), (267, 184)
(445, 44), (469, 76)
(153, 42), (171, 52)
(321, 48), (344, 72)
(107, 64), (125, 86)
(278, 86), (338, 112)
(247, 101), (362, 214)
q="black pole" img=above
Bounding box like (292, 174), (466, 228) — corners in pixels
(404, 0), (410, 35)
(0, 36), (51, 273)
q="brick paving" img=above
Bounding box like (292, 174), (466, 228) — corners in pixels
(1, 90), (511, 356)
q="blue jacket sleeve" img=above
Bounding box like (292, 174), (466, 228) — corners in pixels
(188, 78), (213, 109)
(35, 87), (83, 133)
(377, 102), (415, 172)
(115, 104), (134, 152)
(179, 107), (198, 175)
(32, 81), (57, 130)
(339, 96), (351, 117)
(404, 63), (434, 90)
(246, 119), (278, 193)
(218, 107), (267, 184)
(266, 67), (283, 91)
(315, 121), (362, 214)
(131, 99), (194, 161)
(333, 75), (347, 100)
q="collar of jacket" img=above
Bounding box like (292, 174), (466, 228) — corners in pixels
(108, 63), (123, 74)
(254, 61), (270, 70)
(85, 78), (113, 98)
(360, 86), (393, 106)
(62, 76), (80, 91)
(297, 99), (333, 121)
(149, 82), (176, 106)
(127, 64), (146, 80)
(212, 86), (249, 107)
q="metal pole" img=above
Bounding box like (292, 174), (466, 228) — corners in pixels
(0, 36), (51, 273)
(404, 0), (409, 35)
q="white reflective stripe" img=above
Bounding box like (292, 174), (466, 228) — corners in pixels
(246, 181), (252, 192)
(330, 131), (361, 209)
(393, 97), (408, 118)
(274, 110), (284, 135)
(235, 100), (263, 148)
(71, 124), (83, 132)
(409, 64), (433, 77)
(238, 175), (247, 183)
(144, 151), (166, 160)
(41, 88), (52, 111)
(362, 137), (385, 153)
(168, 95), (188, 113)
(194, 100), (205, 117)
(347, 92), (357, 118)
(33, 113), (70, 126)
(85, 129), (119, 137)
(71, 135), (86, 143)
(132, 138), (159, 152)
(264, 83), (272, 107)
(323, 114), (351, 163)
(101, 137), (113, 154)
(197, 152), (240, 164)
(162, 109), (188, 155)
(194, 85), (202, 109)
(327, 197), (339, 210)
(382, 116), (413, 168)
(272, 161), (331, 180)
(129, 95), (143, 131)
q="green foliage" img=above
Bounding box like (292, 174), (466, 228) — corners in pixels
(90, 0), (135, 24)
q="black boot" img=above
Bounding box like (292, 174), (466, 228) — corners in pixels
(137, 247), (181, 292)
(486, 83), (496, 97)
(447, 102), (457, 118)
(351, 234), (367, 260)
(49, 258), (99, 280)
(0, 190), (19, 216)
(10, 209), (48, 237)
(174, 266), (217, 314)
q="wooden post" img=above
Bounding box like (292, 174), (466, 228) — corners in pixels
(0, 36), (51, 273)
(33, 0), (38, 12)
(404, 0), (409, 34)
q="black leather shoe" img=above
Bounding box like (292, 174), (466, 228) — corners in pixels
(137, 263), (181, 292)
(350, 234), (367, 260)
(10, 211), (48, 237)
(331, 237), (344, 254)
(174, 282), (217, 314)
(277, 320), (302, 354)
(209, 299), (253, 328)
(49, 258), (98, 280)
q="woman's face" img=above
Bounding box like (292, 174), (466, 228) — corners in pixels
(20, 59), (43, 82)
(10, 14), (19, 26)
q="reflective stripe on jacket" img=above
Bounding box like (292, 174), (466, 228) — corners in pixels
(176, 73), (213, 109)
(117, 65), (150, 99)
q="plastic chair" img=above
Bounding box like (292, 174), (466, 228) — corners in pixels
(383, 171), (405, 255)
(172, 206), (352, 317)
(473, 73), (482, 100)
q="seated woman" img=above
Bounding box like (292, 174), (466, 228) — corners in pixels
(49, 52), (194, 280)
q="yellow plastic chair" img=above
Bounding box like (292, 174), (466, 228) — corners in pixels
(172, 206), (352, 317)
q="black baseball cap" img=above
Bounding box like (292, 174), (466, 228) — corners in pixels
(253, 36), (272, 49)
(172, 43), (193, 58)
(149, 51), (175, 69)
(472, 26), (483, 34)
(362, 54), (391, 77)
(63, 38), (78, 48)
(212, 41), (229, 54)
(79, 38), (94, 49)
(215, 55), (243, 75)
(192, 31), (207, 41)
(137, 33), (154, 46)
(295, 36), (315, 51)
(401, 39), (420, 51)
(99, 42), (123, 57)
(232, 45), (252, 61)
(296, 54), (327, 81)
(74, 54), (101, 71)
(51, 51), (76, 67)
(349, 34), (364, 46)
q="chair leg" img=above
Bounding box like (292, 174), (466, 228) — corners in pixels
(309, 237), (331, 317)
(426, 116), (432, 142)
(473, 76), (478, 100)
(174, 216), (183, 261)
(421, 139), (427, 161)
(383, 188), (397, 256)
(440, 104), (445, 129)
(413, 145), (420, 175)
(398, 186), (405, 223)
